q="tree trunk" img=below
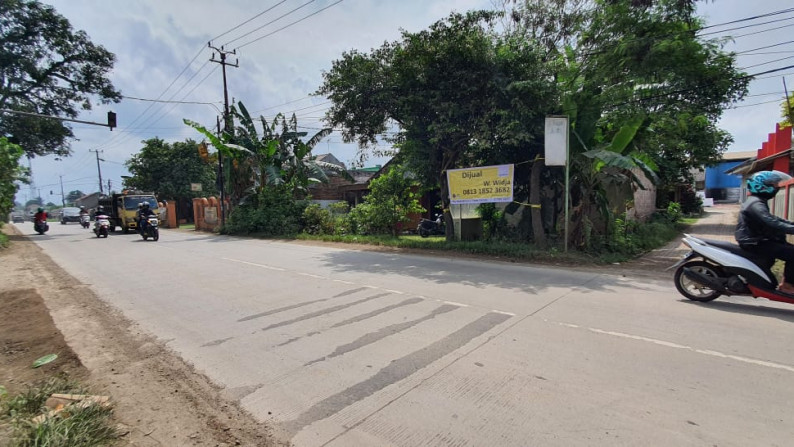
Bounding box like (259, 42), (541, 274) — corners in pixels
(530, 158), (546, 249)
(439, 172), (454, 242)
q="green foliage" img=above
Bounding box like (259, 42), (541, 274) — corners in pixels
(476, 203), (505, 241)
(222, 188), (307, 236)
(666, 201), (683, 223)
(302, 204), (334, 235)
(317, 10), (556, 229)
(0, 137), (27, 220)
(0, 0), (120, 158)
(124, 137), (218, 200)
(1, 376), (119, 446)
(353, 165), (425, 236)
(184, 102), (350, 204)
(678, 185), (703, 215)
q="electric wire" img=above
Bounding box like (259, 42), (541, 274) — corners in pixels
(235, 0), (345, 50)
(210, 0), (288, 42)
(223, 0), (317, 47)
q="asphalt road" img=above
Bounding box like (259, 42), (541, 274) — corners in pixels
(18, 221), (794, 446)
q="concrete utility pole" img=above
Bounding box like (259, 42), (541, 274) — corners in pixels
(90, 149), (104, 194)
(208, 42), (238, 227)
(59, 175), (66, 208)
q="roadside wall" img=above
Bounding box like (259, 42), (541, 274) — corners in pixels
(192, 197), (227, 232)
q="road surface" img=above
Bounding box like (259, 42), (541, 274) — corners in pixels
(19, 221), (794, 446)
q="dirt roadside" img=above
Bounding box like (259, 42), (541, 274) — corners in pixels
(0, 225), (287, 447)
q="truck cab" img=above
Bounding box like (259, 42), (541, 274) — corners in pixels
(99, 192), (160, 233)
(116, 194), (159, 233)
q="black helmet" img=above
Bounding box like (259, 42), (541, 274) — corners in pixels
(142, 202), (150, 209)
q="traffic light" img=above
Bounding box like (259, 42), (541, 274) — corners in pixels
(107, 111), (117, 130)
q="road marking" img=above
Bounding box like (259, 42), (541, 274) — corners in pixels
(554, 321), (794, 374)
(491, 309), (515, 316)
(444, 300), (469, 307)
(385, 289), (404, 295)
(332, 279), (355, 285)
(300, 273), (326, 279)
(222, 257), (285, 271)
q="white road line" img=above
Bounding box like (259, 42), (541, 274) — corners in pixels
(554, 321), (794, 374)
(332, 279), (355, 285)
(492, 309), (515, 316)
(299, 273), (326, 279)
(444, 300), (469, 307)
(385, 289), (404, 295)
(222, 257), (286, 271)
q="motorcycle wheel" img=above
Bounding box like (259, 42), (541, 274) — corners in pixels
(152, 228), (159, 241)
(143, 233), (148, 241)
(419, 228), (429, 238)
(101, 228), (108, 238)
(673, 260), (723, 302)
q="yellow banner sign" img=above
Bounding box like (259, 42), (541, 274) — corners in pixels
(447, 164), (514, 205)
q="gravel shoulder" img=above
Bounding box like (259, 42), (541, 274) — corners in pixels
(0, 224), (286, 446)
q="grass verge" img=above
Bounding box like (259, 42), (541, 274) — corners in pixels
(0, 376), (119, 447)
(296, 233), (601, 265)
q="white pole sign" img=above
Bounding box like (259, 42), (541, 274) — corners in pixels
(545, 116), (569, 166)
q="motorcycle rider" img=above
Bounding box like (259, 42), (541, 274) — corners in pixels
(34, 207), (47, 223)
(735, 170), (794, 294)
(138, 202), (155, 234)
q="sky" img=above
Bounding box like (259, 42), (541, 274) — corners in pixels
(18, 0), (794, 205)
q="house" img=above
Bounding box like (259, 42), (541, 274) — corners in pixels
(73, 192), (102, 210)
(701, 151), (756, 203)
(725, 123), (793, 201)
(308, 154), (380, 207)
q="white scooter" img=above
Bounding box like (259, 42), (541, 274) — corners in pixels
(669, 233), (794, 306)
(93, 214), (110, 238)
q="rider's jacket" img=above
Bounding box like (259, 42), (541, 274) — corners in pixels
(735, 195), (794, 246)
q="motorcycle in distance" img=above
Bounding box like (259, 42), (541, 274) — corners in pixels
(33, 218), (49, 235)
(670, 233), (794, 306)
(80, 213), (91, 228)
(417, 214), (445, 238)
(139, 215), (159, 241)
(93, 214), (110, 238)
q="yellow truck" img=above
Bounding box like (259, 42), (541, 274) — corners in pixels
(98, 191), (159, 233)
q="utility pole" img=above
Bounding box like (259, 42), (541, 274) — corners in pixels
(90, 149), (104, 194)
(209, 42), (238, 227)
(107, 179), (112, 194)
(59, 175), (66, 208)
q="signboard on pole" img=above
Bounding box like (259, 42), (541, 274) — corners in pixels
(190, 183), (202, 192)
(545, 116), (569, 166)
(447, 164), (514, 205)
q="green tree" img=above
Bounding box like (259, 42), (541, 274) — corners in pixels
(25, 197), (41, 207)
(65, 189), (84, 204)
(0, 0), (121, 157)
(185, 102), (350, 203)
(0, 137), (27, 219)
(498, 0), (746, 247)
(123, 138), (218, 200)
(317, 11), (556, 240)
(354, 165), (425, 236)
(781, 92), (793, 128)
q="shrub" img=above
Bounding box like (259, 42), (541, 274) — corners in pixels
(302, 204), (334, 235)
(222, 188), (307, 236)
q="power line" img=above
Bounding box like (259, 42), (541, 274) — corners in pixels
(236, 0), (345, 50)
(735, 40), (794, 55)
(210, 0), (288, 42)
(224, 0), (317, 47)
(740, 55), (794, 70)
(121, 95), (222, 106)
(698, 15), (794, 37)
